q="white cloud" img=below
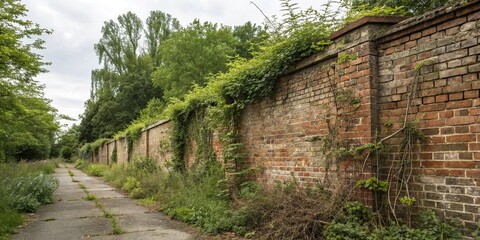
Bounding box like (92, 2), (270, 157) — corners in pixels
(22, 0), (328, 127)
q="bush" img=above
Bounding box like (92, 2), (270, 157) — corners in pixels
(60, 146), (73, 160)
(5, 175), (59, 212)
(74, 159), (90, 170)
(85, 164), (108, 177)
(324, 203), (463, 240)
(0, 161), (59, 239)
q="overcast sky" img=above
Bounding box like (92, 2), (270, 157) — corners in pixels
(22, 0), (328, 126)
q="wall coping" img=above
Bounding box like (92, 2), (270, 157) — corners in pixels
(106, 119), (171, 142)
(329, 16), (409, 40)
(376, 0), (480, 43)
(144, 119), (170, 131)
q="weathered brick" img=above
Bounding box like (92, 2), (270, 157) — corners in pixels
(464, 90), (480, 99)
(435, 94), (448, 102)
(448, 92), (463, 100)
(437, 17), (467, 31)
(422, 27), (437, 36)
(439, 67), (468, 78)
(439, 49), (468, 62)
(445, 210), (473, 221)
(468, 63), (480, 73)
(446, 177), (475, 186)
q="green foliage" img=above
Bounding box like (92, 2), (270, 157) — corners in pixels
(74, 159), (90, 170)
(60, 146), (73, 160)
(355, 177), (388, 192)
(52, 124), (80, 161)
(78, 11), (171, 142)
(399, 196), (416, 206)
(0, 0), (59, 162)
(325, 203), (463, 240)
(90, 138), (111, 153)
(342, 4), (407, 26)
(83, 193), (96, 201)
(152, 20), (237, 100)
(85, 164), (108, 177)
(0, 161), (58, 239)
(343, 0), (456, 16)
(165, 2), (335, 173)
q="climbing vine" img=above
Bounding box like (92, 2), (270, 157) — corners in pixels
(165, 0), (337, 191)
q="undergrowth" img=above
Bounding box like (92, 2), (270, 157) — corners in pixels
(0, 161), (59, 239)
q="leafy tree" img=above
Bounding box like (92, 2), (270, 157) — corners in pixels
(152, 20), (237, 100)
(0, 0), (58, 162)
(78, 11), (178, 143)
(344, 0), (456, 15)
(233, 21), (268, 59)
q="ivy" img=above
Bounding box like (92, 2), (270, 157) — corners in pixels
(165, 1), (339, 184)
(355, 177), (388, 192)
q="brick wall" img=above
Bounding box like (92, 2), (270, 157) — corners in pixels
(89, 0), (479, 232)
(376, 1), (480, 230)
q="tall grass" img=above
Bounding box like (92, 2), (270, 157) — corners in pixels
(0, 161), (59, 239)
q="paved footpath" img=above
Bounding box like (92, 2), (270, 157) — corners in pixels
(13, 164), (192, 240)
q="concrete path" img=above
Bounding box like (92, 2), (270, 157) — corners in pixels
(13, 165), (192, 240)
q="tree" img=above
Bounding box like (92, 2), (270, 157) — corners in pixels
(0, 0), (58, 162)
(152, 20), (237, 100)
(78, 11), (178, 143)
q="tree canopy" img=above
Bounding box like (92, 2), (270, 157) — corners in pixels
(0, 0), (58, 162)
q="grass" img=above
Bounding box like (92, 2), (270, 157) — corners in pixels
(84, 193), (96, 201)
(0, 160), (59, 239)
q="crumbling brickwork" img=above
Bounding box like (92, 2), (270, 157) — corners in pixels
(91, 0), (480, 231)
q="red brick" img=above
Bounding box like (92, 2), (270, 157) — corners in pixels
(419, 103), (446, 112)
(435, 94), (449, 102)
(466, 170), (480, 178)
(464, 90), (479, 99)
(463, 73), (478, 82)
(455, 126), (470, 133)
(422, 27), (437, 36)
(422, 96), (435, 104)
(385, 47), (395, 55)
(448, 92), (463, 101)
(446, 100), (473, 109)
(441, 127), (454, 134)
(445, 116), (476, 125)
(446, 134), (477, 142)
(439, 110), (454, 118)
(445, 161), (477, 168)
(470, 143), (480, 150)
(422, 161), (444, 168)
(427, 136), (446, 144)
(459, 152), (473, 160)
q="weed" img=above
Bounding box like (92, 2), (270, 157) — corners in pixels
(68, 169), (74, 177)
(84, 193), (96, 201)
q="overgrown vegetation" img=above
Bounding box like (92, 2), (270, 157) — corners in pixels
(77, 156), (463, 239)
(75, 0), (469, 238)
(0, 161), (59, 239)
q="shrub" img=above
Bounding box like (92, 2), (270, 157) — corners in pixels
(0, 161), (59, 239)
(324, 203), (463, 240)
(4, 174), (60, 212)
(85, 164), (108, 177)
